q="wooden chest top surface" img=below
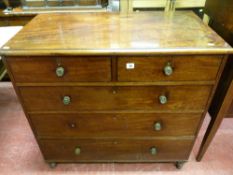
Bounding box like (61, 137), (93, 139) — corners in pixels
(0, 11), (232, 56)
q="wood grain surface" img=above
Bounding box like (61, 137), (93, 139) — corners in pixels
(7, 56), (111, 82)
(118, 55), (222, 81)
(40, 138), (193, 162)
(0, 12), (232, 56)
(19, 86), (212, 112)
(30, 113), (202, 138)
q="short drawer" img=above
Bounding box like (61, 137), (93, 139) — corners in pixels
(7, 57), (111, 82)
(20, 86), (212, 112)
(40, 138), (193, 162)
(118, 56), (222, 81)
(31, 113), (201, 138)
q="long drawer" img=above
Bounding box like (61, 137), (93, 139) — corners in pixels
(31, 113), (202, 138)
(19, 86), (212, 112)
(39, 138), (193, 162)
(7, 57), (111, 82)
(118, 56), (222, 81)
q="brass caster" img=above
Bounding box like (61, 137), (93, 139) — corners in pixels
(49, 162), (57, 168)
(175, 161), (185, 169)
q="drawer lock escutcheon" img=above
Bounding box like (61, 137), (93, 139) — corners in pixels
(164, 62), (173, 76)
(150, 147), (157, 155)
(68, 122), (76, 128)
(56, 66), (65, 77)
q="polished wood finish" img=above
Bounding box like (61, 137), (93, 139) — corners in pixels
(7, 57), (111, 82)
(196, 0), (233, 161)
(118, 56), (222, 81)
(0, 12), (232, 56)
(31, 113), (202, 138)
(1, 12), (232, 166)
(19, 86), (212, 112)
(40, 138), (193, 162)
(9, 54), (223, 84)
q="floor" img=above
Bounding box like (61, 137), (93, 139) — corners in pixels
(0, 82), (233, 175)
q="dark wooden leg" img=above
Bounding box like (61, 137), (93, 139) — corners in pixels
(196, 115), (225, 161)
(49, 162), (57, 168)
(197, 80), (233, 161)
(175, 161), (185, 169)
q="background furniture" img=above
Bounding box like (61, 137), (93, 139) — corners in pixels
(0, 0), (118, 27)
(197, 0), (233, 160)
(0, 11), (34, 26)
(0, 0), (35, 26)
(0, 0), (207, 27)
(20, 0), (108, 9)
(131, 0), (206, 10)
(0, 26), (22, 80)
(1, 12), (232, 168)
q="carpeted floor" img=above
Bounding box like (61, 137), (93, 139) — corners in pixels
(0, 82), (233, 175)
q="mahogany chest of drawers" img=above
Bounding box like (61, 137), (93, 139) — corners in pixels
(0, 12), (232, 168)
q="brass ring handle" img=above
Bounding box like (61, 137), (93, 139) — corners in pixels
(56, 66), (65, 77)
(154, 122), (162, 131)
(164, 62), (173, 76)
(159, 95), (168, 104)
(150, 147), (157, 155)
(63, 96), (71, 105)
(75, 147), (81, 155)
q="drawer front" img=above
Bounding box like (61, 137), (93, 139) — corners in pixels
(20, 86), (212, 112)
(40, 138), (193, 162)
(118, 56), (222, 81)
(31, 113), (201, 138)
(7, 57), (111, 82)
